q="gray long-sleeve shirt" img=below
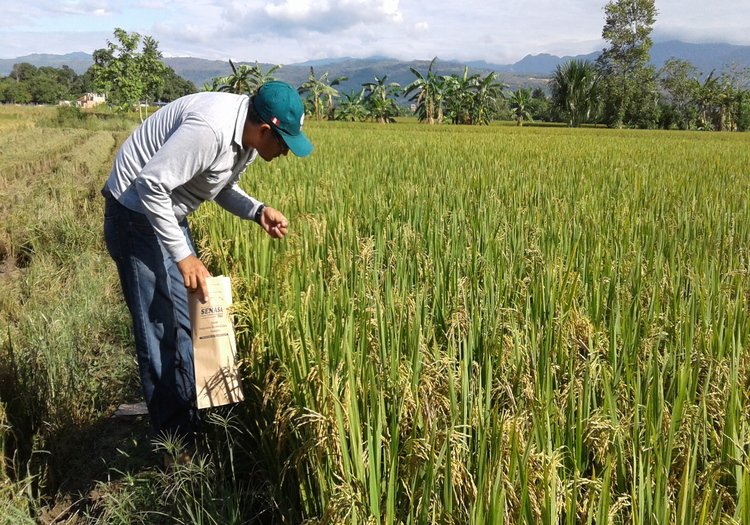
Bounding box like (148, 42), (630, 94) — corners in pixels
(104, 91), (263, 262)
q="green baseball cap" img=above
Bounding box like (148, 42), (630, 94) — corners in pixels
(252, 81), (313, 157)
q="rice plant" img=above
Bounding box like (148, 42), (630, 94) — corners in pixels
(192, 121), (750, 523)
(3, 105), (750, 524)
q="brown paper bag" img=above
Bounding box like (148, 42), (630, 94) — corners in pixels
(188, 275), (244, 409)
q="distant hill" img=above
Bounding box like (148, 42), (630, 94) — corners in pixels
(502, 41), (750, 75)
(649, 41), (750, 74)
(0, 52), (93, 75)
(1, 41), (748, 91)
(502, 51), (600, 74)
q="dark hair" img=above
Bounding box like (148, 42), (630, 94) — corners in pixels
(247, 95), (264, 124)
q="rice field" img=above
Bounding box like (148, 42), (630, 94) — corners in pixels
(191, 121), (750, 523)
(3, 105), (750, 523)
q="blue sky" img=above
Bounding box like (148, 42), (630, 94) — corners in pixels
(0, 0), (747, 63)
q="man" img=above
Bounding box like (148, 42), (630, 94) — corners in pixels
(102, 81), (311, 446)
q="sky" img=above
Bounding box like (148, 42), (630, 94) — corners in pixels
(0, 0), (748, 64)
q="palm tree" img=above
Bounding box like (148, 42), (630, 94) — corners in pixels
(215, 60), (281, 94)
(550, 59), (599, 127)
(404, 57), (445, 124)
(362, 75), (401, 123)
(508, 88), (533, 126)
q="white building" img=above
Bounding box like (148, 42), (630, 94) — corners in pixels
(76, 93), (105, 108)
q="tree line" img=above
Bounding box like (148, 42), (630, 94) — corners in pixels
(3, 0), (749, 131)
(205, 0), (748, 131)
(207, 59), (543, 126)
(548, 0), (750, 131)
(0, 28), (195, 108)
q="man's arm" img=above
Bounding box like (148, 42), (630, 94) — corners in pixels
(215, 183), (288, 239)
(136, 115), (219, 261)
(214, 182), (265, 222)
(135, 115), (219, 301)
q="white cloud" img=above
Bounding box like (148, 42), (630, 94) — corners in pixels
(134, 0), (170, 8)
(0, 0), (749, 63)
(222, 0), (402, 37)
(51, 1), (117, 16)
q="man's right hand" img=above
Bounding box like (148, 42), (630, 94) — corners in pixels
(177, 254), (212, 302)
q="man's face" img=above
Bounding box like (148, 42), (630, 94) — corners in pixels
(256, 125), (290, 162)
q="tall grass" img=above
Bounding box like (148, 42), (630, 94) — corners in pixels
(191, 122), (750, 523)
(0, 106), (137, 517)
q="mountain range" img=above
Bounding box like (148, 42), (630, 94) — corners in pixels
(2, 41), (748, 95)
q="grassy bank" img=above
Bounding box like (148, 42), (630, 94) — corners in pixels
(0, 106), (142, 523)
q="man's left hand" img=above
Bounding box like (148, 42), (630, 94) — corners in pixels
(259, 206), (289, 239)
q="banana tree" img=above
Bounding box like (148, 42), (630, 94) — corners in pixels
(404, 57), (445, 124)
(691, 71), (742, 131)
(508, 87), (533, 126)
(216, 59), (281, 95)
(298, 67), (347, 120)
(443, 67), (479, 124)
(335, 89), (369, 121)
(362, 75), (401, 123)
(471, 72), (506, 125)
(324, 74), (347, 119)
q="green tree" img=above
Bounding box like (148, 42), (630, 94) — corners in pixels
(75, 67), (96, 95)
(720, 65), (750, 132)
(1, 79), (32, 104)
(443, 67), (478, 124)
(441, 68), (504, 125)
(470, 72), (506, 125)
(154, 67), (197, 102)
(139, 35), (166, 113)
(29, 68), (67, 104)
(657, 58), (699, 129)
(92, 28), (167, 119)
(323, 75), (347, 119)
(736, 90), (750, 132)
(335, 89), (370, 121)
(362, 75), (401, 124)
(691, 71), (747, 132)
(404, 57), (445, 124)
(298, 68), (346, 120)
(550, 59), (599, 127)
(596, 0), (659, 127)
(693, 72), (722, 130)
(9, 62), (38, 83)
(529, 87), (551, 121)
(1, 64), (86, 104)
(216, 60), (280, 95)
(41, 65), (78, 100)
(202, 78), (223, 92)
(508, 88), (534, 126)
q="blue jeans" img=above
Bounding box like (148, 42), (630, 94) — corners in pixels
(103, 192), (199, 443)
